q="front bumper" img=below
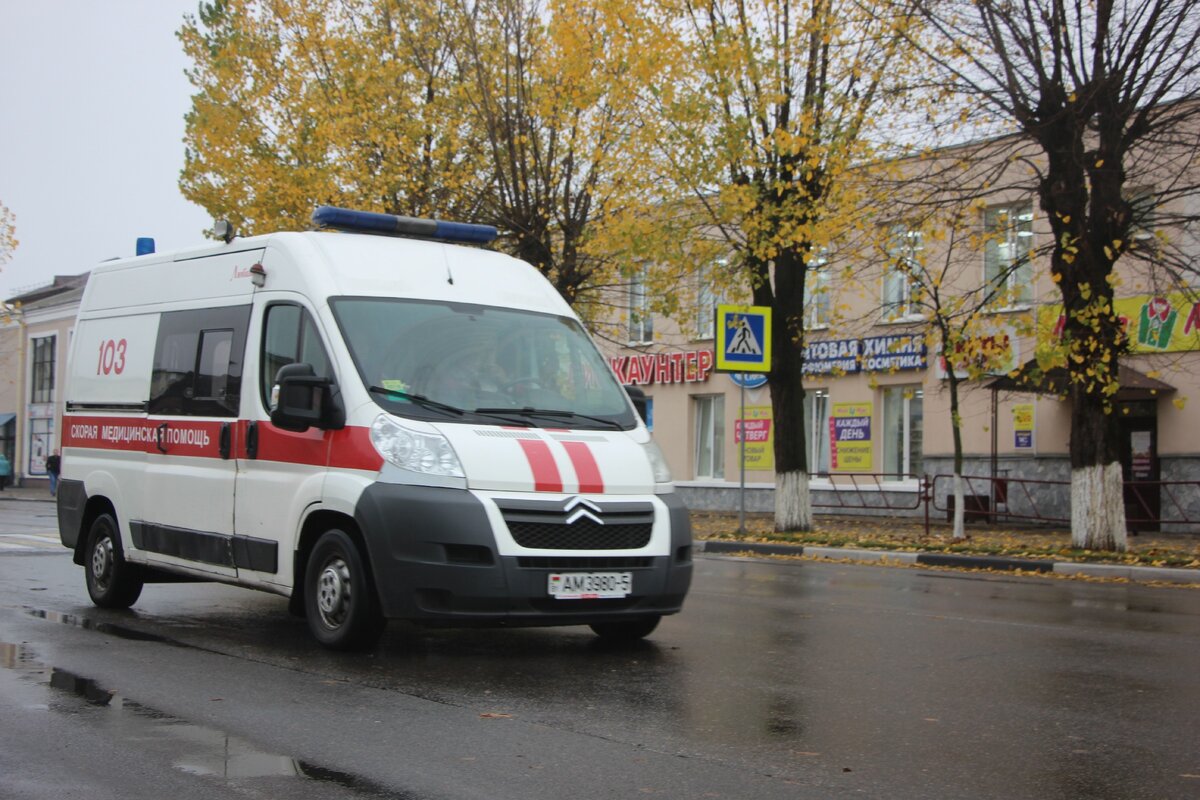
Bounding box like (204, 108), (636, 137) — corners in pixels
(353, 484), (693, 626)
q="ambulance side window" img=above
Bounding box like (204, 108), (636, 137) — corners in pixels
(149, 305), (251, 417)
(260, 304), (332, 410)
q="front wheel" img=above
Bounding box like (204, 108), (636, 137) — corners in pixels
(304, 529), (384, 651)
(589, 615), (661, 642)
(84, 513), (143, 609)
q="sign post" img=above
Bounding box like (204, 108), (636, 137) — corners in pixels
(714, 305), (772, 533)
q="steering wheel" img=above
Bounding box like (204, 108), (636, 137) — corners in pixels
(503, 376), (541, 395)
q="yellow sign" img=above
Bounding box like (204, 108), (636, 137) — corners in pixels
(737, 405), (774, 472)
(1037, 292), (1200, 353)
(715, 305), (772, 373)
(830, 402), (873, 472)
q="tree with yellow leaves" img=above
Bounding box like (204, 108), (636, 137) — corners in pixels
(179, 0), (655, 315)
(0, 200), (15, 267)
(909, 0), (1200, 551)
(622, 0), (924, 531)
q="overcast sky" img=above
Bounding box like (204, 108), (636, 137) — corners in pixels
(0, 0), (211, 301)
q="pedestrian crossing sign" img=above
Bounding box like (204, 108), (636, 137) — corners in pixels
(715, 305), (772, 373)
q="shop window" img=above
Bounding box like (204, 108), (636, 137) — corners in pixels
(30, 335), (56, 404)
(983, 202), (1034, 306)
(804, 389), (831, 474)
(28, 416), (52, 476)
(882, 385), (923, 480)
(694, 394), (725, 479)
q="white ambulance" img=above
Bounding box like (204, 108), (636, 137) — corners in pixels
(58, 207), (692, 649)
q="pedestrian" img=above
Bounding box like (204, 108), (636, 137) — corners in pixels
(46, 450), (61, 497)
(0, 452), (10, 491)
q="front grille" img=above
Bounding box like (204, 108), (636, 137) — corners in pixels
(497, 499), (655, 551)
(516, 556), (654, 570)
(507, 520), (651, 550)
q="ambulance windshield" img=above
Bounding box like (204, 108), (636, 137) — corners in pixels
(330, 298), (637, 430)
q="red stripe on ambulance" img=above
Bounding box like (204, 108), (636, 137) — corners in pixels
(560, 441), (604, 493)
(516, 439), (563, 492)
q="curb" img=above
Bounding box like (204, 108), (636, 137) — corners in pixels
(700, 539), (1200, 585)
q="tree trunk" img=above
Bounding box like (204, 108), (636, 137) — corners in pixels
(952, 473), (965, 542)
(1069, 390), (1127, 551)
(762, 249), (812, 532)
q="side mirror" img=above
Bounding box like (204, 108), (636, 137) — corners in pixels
(624, 385), (648, 424)
(270, 363), (345, 432)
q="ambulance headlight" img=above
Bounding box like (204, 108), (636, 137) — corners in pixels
(370, 415), (464, 478)
(642, 439), (673, 484)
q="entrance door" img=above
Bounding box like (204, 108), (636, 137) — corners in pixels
(1118, 403), (1159, 533)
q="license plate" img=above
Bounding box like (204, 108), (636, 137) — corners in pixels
(547, 572), (632, 599)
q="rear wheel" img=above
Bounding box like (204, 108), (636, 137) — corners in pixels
(84, 513), (143, 609)
(589, 615), (661, 642)
(304, 529), (384, 650)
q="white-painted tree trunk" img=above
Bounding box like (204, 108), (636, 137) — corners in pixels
(775, 470), (813, 531)
(1070, 462), (1127, 551)
(951, 472), (966, 542)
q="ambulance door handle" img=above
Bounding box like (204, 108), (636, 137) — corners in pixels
(246, 421), (259, 460)
(219, 423), (232, 460)
(155, 422), (169, 454)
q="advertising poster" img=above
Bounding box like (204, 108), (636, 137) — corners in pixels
(1013, 403), (1034, 449)
(736, 405), (774, 471)
(830, 402), (873, 472)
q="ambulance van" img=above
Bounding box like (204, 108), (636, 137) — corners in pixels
(57, 207), (692, 649)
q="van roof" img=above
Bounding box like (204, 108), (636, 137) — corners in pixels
(84, 230), (572, 317)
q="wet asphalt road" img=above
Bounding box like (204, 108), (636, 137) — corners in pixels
(1, 501), (1199, 799)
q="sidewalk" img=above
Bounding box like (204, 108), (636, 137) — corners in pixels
(0, 485), (55, 503)
(695, 512), (1200, 586)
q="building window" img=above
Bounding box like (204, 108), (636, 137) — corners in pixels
(28, 416), (52, 475)
(628, 267), (654, 344)
(882, 385), (923, 480)
(883, 226), (922, 320)
(1126, 187), (1156, 241)
(804, 388), (831, 474)
(983, 203), (1034, 306)
(806, 264), (831, 329)
(694, 394), (725, 479)
(30, 335), (56, 404)
(695, 262), (719, 340)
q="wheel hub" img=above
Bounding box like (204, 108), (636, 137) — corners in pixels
(316, 559), (352, 625)
(91, 537), (113, 588)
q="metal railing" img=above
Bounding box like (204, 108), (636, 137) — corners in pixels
(927, 473), (1200, 535)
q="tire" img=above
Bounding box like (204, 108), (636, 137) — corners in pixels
(84, 513), (143, 609)
(304, 529), (385, 651)
(589, 615), (661, 642)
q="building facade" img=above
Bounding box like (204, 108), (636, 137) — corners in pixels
(2, 275), (87, 489)
(598, 146), (1200, 528)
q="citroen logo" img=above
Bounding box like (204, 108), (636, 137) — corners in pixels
(563, 496), (604, 526)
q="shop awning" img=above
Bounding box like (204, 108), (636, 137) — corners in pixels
(984, 359), (1176, 402)
(0, 412), (15, 427)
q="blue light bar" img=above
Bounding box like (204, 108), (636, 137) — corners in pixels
(136, 237), (155, 256)
(311, 206), (498, 245)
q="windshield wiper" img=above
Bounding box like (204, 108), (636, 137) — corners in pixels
(368, 386), (465, 417)
(474, 407), (623, 430)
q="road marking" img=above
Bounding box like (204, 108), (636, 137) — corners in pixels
(0, 533), (63, 553)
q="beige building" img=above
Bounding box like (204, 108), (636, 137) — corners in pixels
(2, 274), (87, 489)
(599, 141), (1200, 529)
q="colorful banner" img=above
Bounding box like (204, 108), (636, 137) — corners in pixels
(830, 402), (873, 472)
(1037, 292), (1200, 353)
(1013, 403), (1034, 449)
(735, 405), (774, 471)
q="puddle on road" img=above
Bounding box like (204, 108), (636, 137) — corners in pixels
(26, 608), (176, 644)
(0, 635), (419, 798)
